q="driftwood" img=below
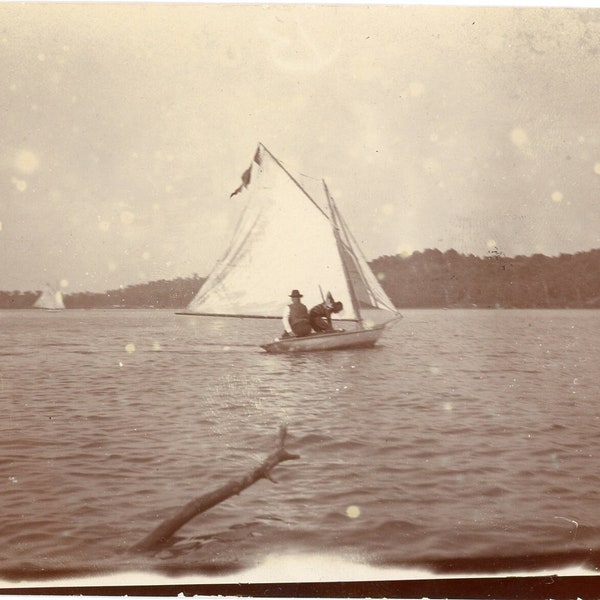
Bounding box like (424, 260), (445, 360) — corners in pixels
(130, 425), (299, 553)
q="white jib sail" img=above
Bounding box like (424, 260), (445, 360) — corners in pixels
(33, 285), (65, 310)
(185, 145), (359, 320)
(336, 212), (397, 315)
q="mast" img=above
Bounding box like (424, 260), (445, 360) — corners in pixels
(323, 181), (363, 328)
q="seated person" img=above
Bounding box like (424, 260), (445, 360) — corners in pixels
(282, 289), (312, 338)
(309, 293), (344, 333)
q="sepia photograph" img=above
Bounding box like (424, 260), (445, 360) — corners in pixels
(1, 1), (600, 596)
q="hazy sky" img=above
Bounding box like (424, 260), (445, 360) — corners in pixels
(2, 3), (600, 293)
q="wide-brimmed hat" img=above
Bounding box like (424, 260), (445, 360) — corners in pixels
(289, 289), (303, 298)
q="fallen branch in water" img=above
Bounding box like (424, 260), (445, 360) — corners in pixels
(130, 425), (299, 553)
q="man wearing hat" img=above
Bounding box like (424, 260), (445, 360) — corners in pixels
(282, 289), (311, 338)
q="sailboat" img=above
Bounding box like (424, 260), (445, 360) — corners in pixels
(33, 284), (65, 310)
(179, 143), (400, 353)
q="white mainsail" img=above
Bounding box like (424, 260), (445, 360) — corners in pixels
(33, 284), (65, 310)
(184, 143), (396, 323)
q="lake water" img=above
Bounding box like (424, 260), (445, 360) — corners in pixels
(1, 308), (600, 585)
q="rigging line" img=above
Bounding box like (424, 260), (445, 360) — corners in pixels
(264, 148), (323, 182)
(277, 161), (322, 182)
(258, 143), (329, 220)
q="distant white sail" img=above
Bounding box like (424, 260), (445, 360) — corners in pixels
(183, 143), (397, 324)
(33, 284), (65, 310)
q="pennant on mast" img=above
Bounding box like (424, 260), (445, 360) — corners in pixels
(230, 146), (264, 197)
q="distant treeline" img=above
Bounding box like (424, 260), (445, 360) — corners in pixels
(0, 275), (204, 309)
(2, 249), (600, 309)
(370, 248), (600, 308)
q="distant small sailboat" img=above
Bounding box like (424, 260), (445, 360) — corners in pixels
(33, 284), (65, 310)
(179, 143), (400, 352)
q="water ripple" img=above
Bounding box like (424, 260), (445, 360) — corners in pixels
(1, 308), (600, 580)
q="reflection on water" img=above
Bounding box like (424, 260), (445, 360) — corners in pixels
(1, 308), (600, 581)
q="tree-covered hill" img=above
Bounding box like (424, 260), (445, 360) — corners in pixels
(370, 248), (600, 309)
(2, 249), (600, 309)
